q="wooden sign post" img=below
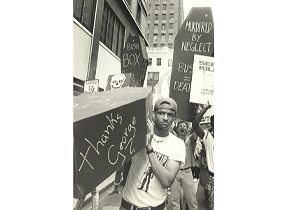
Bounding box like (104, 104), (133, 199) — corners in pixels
(121, 35), (148, 87)
(169, 7), (214, 121)
(73, 87), (153, 198)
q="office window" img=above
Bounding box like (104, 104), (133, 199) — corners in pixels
(154, 34), (158, 41)
(148, 24), (150, 30)
(161, 44), (165, 47)
(168, 43), (173, 48)
(136, 3), (141, 24)
(155, 14), (159, 20)
(169, 13), (174, 20)
(170, 4), (174, 9)
(168, 33), (173, 40)
(154, 24), (158, 30)
(153, 44), (157, 47)
(100, 3), (125, 57)
(161, 23), (166, 30)
(73, 0), (96, 33)
(148, 58), (152, 66)
(157, 58), (161, 66)
(147, 34), (149, 40)
(162, 14), (166, 19)
(169, 23), (173, 29)
(161, 34), (165, 40)
(155, 4), (159, 10)
(163, 4), (167, 10)
(168, 59), (172, 67)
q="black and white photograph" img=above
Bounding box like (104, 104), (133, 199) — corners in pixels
(73, 1), (214, 210)
(2, 0), (288, 210)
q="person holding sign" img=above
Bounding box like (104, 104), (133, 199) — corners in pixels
(192, 102), (214, 210)
(170, 120), (198, 210)
(121, 97), (186, 210)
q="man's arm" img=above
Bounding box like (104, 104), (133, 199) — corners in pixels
(146, 144), (181, 189)
(192, 103), (212, 139)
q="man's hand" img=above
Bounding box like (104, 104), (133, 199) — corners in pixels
(145, 119), (154, 147)
(204, 100), (212, 110)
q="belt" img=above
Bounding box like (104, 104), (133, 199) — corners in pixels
(121, 199), (166, 210)
(208, 171), (214, 177)
(180, 167), (191, 171)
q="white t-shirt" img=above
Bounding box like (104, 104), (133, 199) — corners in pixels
(199, 130), (214, 173)
(122, 133), (185, 207)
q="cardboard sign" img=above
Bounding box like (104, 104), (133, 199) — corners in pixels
(84, 79), (99, 93)
(121, 35), (148, 86)
(73, 87), (153, 198)
(169, 7), (214, 121)
(190, 55), (214, 105)
(105, 73), (141, 91)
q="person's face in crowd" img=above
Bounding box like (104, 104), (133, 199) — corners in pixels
(177, 122), (188, 137)
(154, 108), (176, 130)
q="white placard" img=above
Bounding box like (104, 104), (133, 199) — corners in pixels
(190, 55), (214, 105)
(84, 79), (99, 93)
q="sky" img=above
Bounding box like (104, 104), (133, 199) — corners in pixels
(183, 0), (214, 19)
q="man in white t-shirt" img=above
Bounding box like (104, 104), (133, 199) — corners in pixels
(193, 102), (214, 210)
(171, 120), (198, 210)
(121, 97), (186, 210)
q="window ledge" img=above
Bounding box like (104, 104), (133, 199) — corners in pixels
(73, 18), (92, 37)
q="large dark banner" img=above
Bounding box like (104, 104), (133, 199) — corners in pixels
(169, 7), (214, 121)
(121, 35), (148, 87)
(73, 87), (153, 198)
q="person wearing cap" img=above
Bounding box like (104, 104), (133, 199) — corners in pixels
(170, 120), (198, 210)
(192, 102), (214, 210)
(121, 97), (186, 210)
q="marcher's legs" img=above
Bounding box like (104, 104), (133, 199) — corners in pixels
(182, 169), (198, 210)
(207, 174), (214, 210)
(122, 160), (132, 187)
(170, 173), (182, 210)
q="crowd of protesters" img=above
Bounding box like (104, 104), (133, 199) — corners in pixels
(106, 97), (214, 210)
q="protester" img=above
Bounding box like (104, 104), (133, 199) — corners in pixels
(120, 97), (186, 210)
(192, 102), (214, 210)
(170, 120), (198, 210)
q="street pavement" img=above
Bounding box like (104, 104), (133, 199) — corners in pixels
(81, 180), (208, 210)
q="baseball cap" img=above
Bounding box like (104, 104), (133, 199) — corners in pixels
(154, 97), (177, 113)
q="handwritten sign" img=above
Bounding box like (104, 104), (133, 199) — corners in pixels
(73, 87), (153, 198)
(169, 7), (214, 121)
(190, 55), (214, 105)
(84, 79), (99, 93)
(105, 73), (141, 91)
(121, 35), (148, 86)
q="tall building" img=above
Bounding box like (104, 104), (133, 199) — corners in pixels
(144, 0), (184, 101)
(146, 0), (184, 49)
(73, 0), (148, 96)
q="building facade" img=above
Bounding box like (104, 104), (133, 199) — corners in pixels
(146, 0), (184, 49)
(73, 0), (148, 96)
(144, 0), (184, 101)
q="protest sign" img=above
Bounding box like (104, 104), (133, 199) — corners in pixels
(105, 73), (141, 91)
(169, 7), (214, 121)
(190, 55), (214, 105)
(121, 35), (148, 86)
(73, 87), (153, 198)
(84, 79), (99, 93)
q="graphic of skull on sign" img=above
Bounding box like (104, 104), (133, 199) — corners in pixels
(110, 73), (126, 90)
